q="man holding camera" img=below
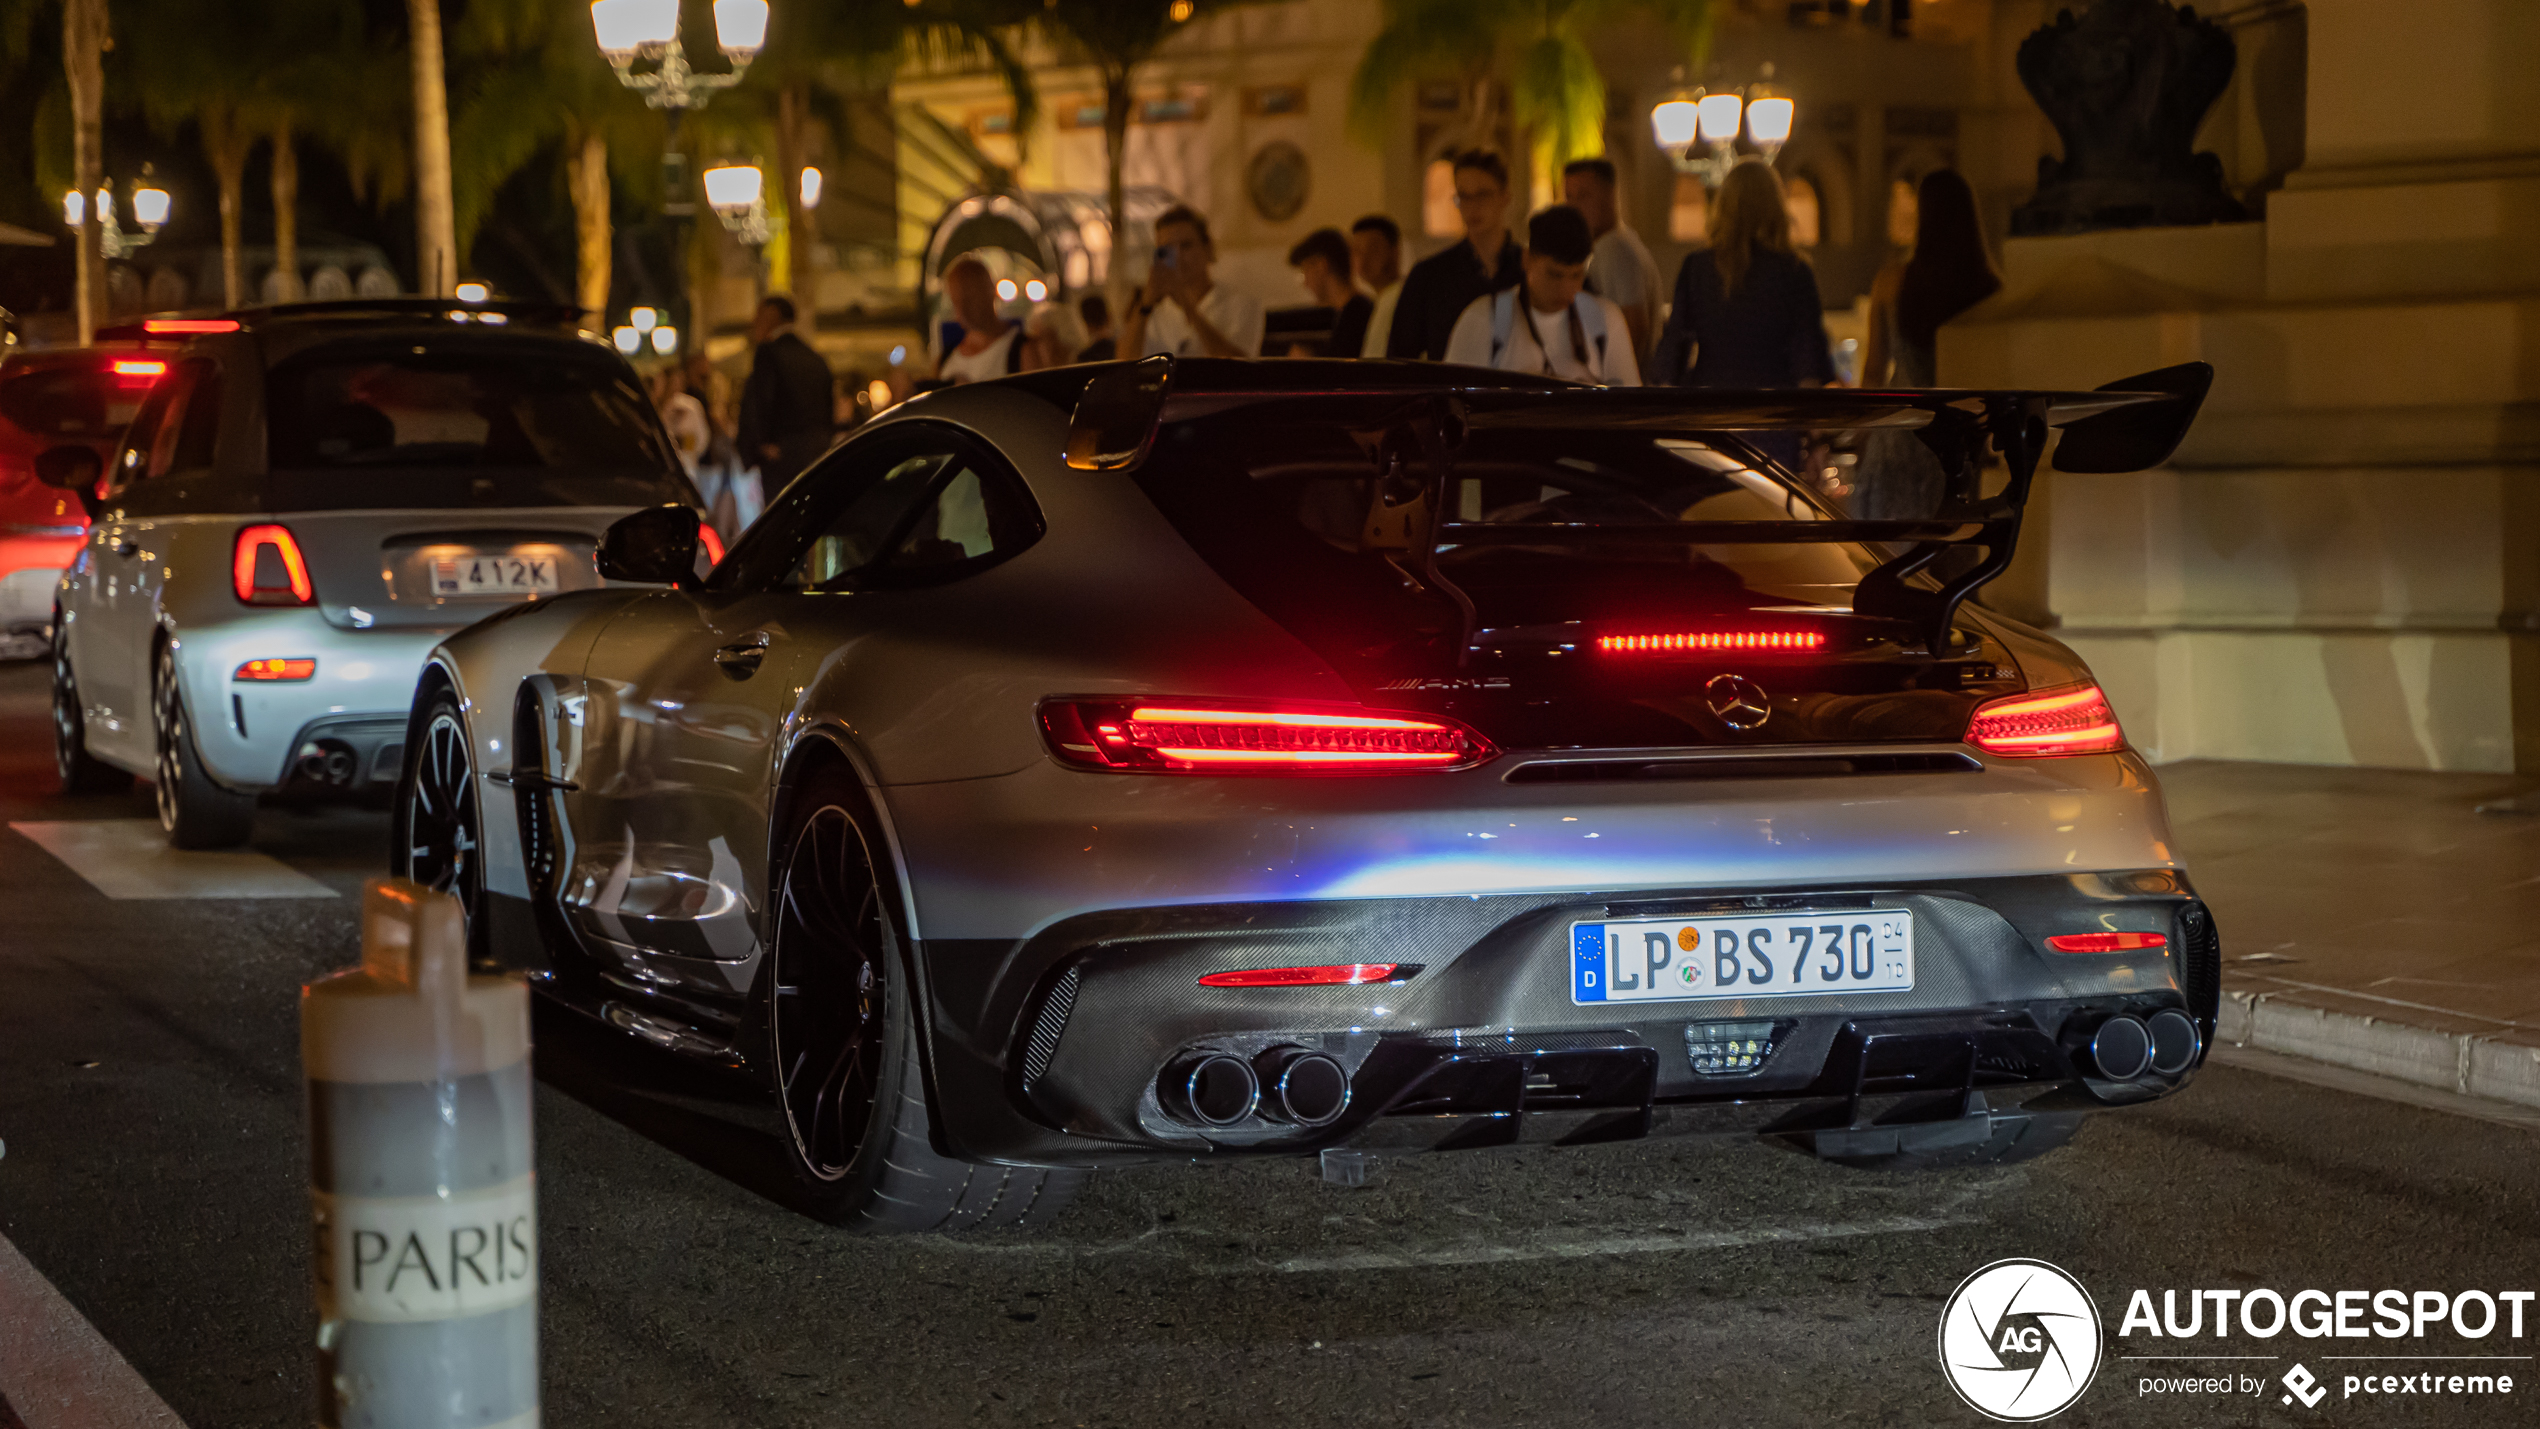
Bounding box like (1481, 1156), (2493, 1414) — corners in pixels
(1120, 205), (1265, 360)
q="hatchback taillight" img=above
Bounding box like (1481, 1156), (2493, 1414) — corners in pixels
(1040, 700), (1493, 774)
(233, 524), (315, 606)
(1966, 683), (2123, 758)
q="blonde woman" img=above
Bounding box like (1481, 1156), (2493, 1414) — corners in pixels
(1648, 159), (1836, 391)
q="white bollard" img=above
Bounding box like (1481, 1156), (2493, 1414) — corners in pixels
(304, 879), (538, 1429)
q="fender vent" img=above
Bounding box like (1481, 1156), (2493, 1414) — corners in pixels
(511, 689), (559, 895)
(1020, 965), (1082, 1088)
(2177, 901), (2220, 1057)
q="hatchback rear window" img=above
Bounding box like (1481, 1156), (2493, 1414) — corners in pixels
(264, 344), (692, 510)
(0, 365), (154, 439)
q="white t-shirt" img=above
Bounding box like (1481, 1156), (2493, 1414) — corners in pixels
(1443, 291), (1642, 385)
(938, 326), (1020, 384)
(1141, 284), (1267, 359)
(1589, 223), (1661, 357)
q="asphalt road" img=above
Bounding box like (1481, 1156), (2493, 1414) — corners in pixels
(1, 658), (2535, 1429)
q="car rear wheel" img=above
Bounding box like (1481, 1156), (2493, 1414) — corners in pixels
(765, 766), (1084, 1233)
(398, 689), (484, 926)
(52, 616), (131, 795)
(153, 641), (254, 849)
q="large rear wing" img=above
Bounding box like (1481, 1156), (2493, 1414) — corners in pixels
(1062, 356), (2213, 653)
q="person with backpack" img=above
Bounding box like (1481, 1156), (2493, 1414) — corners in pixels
(1442, 205), (1640, 386)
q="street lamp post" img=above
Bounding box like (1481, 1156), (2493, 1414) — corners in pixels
(1651, 66), (1794, 188)
(590, 0), (768, 342)
(63, 173), (171, 264)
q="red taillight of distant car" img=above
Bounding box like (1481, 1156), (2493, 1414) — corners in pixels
(142, 318), (240, 335)
(234, 658), (316, 681)
(1040, 700), (1493, 774)
(2045, 932), (2168, 953)
(110, 359), (167, 380)
(697, 523), (725, 565)
(1197, 964), (1401, 988)
(1966, 684), (2124, 758)
(1598, 630), (1825, 654)
(232, 524), (315, 606)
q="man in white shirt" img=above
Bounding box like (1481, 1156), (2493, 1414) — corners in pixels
(1350, 214), (1404, 359)
(934, 256), (1022, 384)
(1562, 157), (1661, 374)
(1443, 205), (1641, 386)
(1120, 204), (1266, 359)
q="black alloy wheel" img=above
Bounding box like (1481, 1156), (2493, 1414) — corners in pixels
(52, 615), (130, 794)
(769, 803), (890, 1182)
(153, 640), (255, 848)
(403, 695), (484, 919)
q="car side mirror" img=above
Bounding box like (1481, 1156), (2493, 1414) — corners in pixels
(596, 504), (702, 588)
(34, 445), (103, 519)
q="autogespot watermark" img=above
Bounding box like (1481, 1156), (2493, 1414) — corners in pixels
(1940, 1263), (2534, 1420)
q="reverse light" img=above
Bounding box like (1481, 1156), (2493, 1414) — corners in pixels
(1599, 630), (1824, 654)
(2046, 932), (2168, 953)
(1967, 683), (2123, 757)
(233, 524), (315, 606)
(1040, 700), (1492, 774)
(234, 658), (316, 682)
(142, 318), (240, 335)
(111, 359), (167, 379)
(1198, 964), (1400, 988)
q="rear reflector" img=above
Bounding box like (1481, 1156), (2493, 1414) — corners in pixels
(1599, 631), (1824, 654)
(1966, 683), (2123, 757)
(2046, 932), (2168, 953)
(1040, 699), (1492, 774)
(110, 359), (166, 378)
(1198, 964), (1399, 988)
(143, 318), (240, 335)
(232, 524), (315, 606)
(234, 658), (316, 682)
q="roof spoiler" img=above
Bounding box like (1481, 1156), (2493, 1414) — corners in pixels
(1065, 357), (2214, 651)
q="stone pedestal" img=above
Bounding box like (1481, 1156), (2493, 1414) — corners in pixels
(1944, 0), (2540, 772)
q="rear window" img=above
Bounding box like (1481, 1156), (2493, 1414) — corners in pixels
(1135, 402), (1878, 676)
(0, 365), (154, 440)
(264, 344), (691, 510)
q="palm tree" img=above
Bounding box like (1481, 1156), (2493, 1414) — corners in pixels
(449, 0), (657, 321)
(410, 0), (457, 296)
(1350, 0), (1712, 196)
(118, 0), (266, 307)
(261, 7), (398, 302)
(62, 0), (107, 338)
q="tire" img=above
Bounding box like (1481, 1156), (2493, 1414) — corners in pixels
(764, 764), (1084, 1233)
(396, 685), (485, 929)
(53, 614), (131, 795)
(152, 639), (254, 849)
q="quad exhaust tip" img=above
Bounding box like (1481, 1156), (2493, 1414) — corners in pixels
(2090, 1014), (2152, 1081)
(1158, 1048), (1353, 1129)
(2146, 1008), (2200, 1076)
(1160, 1053), (1258, 1128)
(1256, 1048), (1350, 1127)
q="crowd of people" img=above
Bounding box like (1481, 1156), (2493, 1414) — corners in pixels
(656, 152), (2004, 543)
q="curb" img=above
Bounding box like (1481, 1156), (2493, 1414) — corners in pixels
(2218, 991), (2540, 1113)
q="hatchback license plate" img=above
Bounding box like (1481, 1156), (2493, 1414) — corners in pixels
(433, 552), (558, 596)
(1572, 911), (1913, 1004)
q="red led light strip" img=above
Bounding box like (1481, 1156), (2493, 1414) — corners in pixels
(110, 359), (166, 378)
(1598, 631), (1825, 653)
(1966, 684), (2124, 758)
(1122, 707), (1464, 768)
(142, 318), (241, 334)
(1198, 963), (1399, 988)
(2045, 932), (2168, 953)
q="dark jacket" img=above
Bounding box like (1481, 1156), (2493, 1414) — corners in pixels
(1649, 247), (1837, 389)
(737, 330), (835, 481)
(1385, 235), (1524, 361)
(1325, 293), (1374, 358)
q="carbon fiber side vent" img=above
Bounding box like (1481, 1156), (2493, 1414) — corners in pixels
(1021, 965), (1082, 1088)
(2177, 902), (2221, 1056)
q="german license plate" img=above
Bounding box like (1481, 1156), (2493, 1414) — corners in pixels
(1571, 910), (1913, 1004)
(432, 552), (558, 597)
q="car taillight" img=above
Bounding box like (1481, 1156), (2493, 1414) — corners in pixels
(234, 658), (316, 681)
(697, 522), (725, 565)
(1598, 630), (1824, 654)
(1198, 963), (1401, 987)
(2046, 932), (2168, 953)
(233, 524), (315, 606)
(111, 359), (166, 380)
(1966, 683), (2123, 758)
(143, 318), (240, 335)
(1040, 699), (1493, 774)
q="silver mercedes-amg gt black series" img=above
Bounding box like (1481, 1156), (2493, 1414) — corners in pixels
(398, 356), (2219, 1233)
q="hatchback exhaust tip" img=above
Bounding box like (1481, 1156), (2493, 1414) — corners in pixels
(1159, 1054), (1257, 1128)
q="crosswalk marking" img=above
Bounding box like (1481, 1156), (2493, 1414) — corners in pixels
(7, 821), (337, 900)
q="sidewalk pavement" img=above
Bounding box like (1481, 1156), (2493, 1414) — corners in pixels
(2162, 760), (2540, 1112)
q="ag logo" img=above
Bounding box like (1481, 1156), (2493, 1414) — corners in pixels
(1938, 1258), (2102, 1422)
